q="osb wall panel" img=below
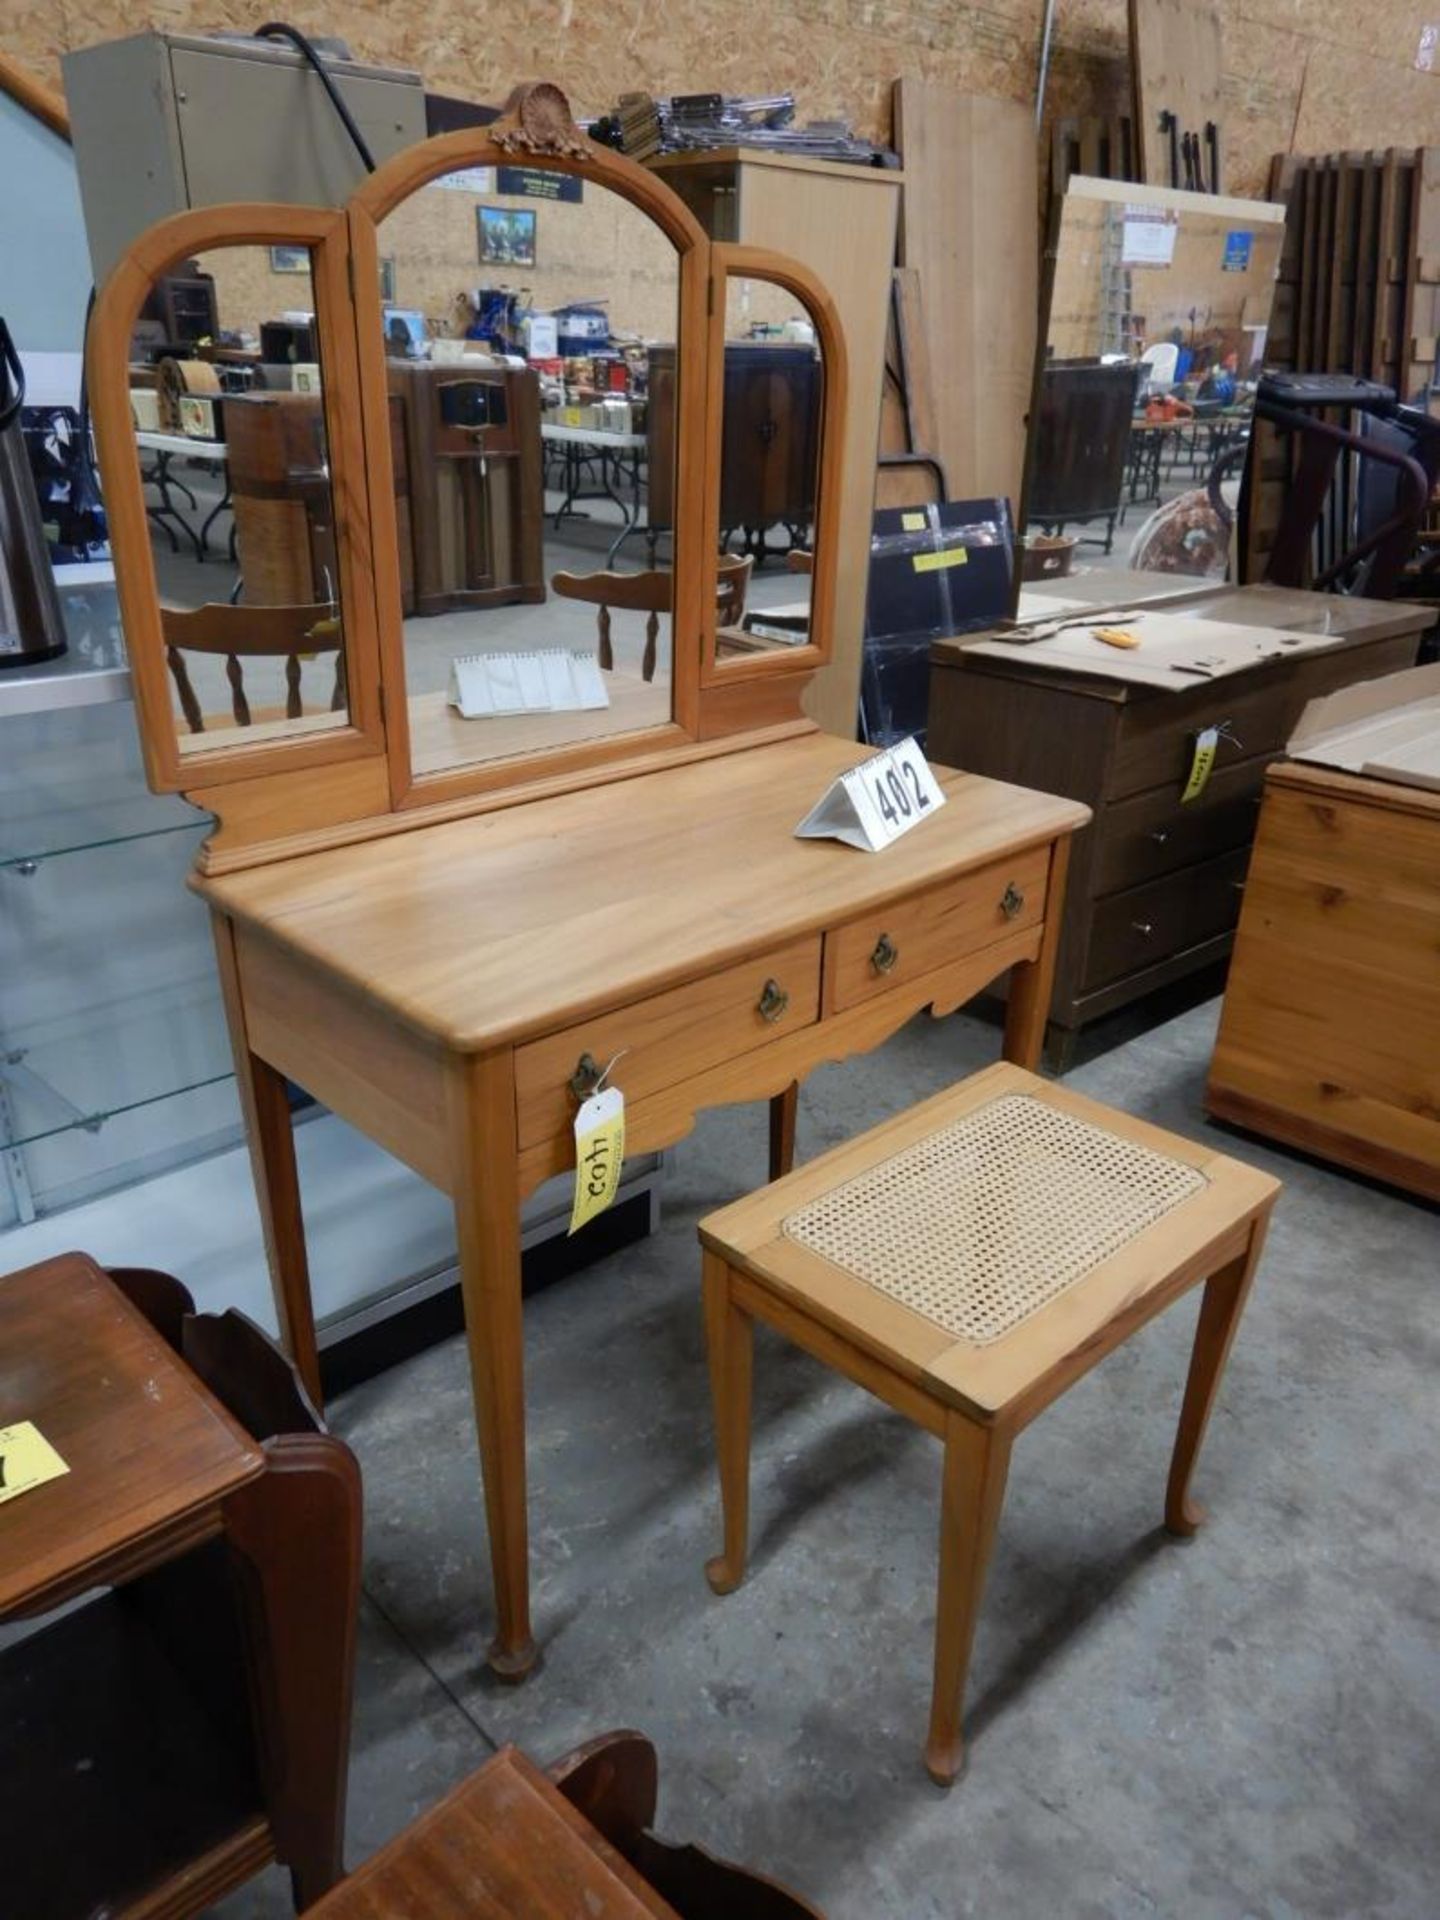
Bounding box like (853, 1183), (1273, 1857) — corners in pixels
(9, 0), (1437, 208)
(376, 178), (681, 340)
(192, 186), (797, 346)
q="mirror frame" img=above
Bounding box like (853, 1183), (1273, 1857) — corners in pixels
(88, 202), (385, 792)
(701, 243), (848, 688)
(1013, 175), (1287, 618)
(88, 85), (848, 866)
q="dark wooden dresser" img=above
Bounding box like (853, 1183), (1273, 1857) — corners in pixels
(928, 583), (1434, 1062)
(648, 341), (818, 556)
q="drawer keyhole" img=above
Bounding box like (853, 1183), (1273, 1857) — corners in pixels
(1000, 883), (1025, 920)
(569, 1052), (603, 1099)
(871, 932), (899, 975)
(757, 978), (790, 1023)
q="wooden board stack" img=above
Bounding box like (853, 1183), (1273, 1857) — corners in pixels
(1247, 147), (1440, 576)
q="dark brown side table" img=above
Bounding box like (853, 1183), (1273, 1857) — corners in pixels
(0, 1251), (361, 1917)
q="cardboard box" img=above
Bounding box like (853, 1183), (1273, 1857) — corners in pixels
(1287, 662), (1440, 793)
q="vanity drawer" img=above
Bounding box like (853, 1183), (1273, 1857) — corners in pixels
(826, 845), (1050, 1012)
(515, 936), (821, 1149)
(1083, 846), (1251, 990)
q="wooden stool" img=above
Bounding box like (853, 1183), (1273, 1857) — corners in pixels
(698, 1062), (1278, 1785)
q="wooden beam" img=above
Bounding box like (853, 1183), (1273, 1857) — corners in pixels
(0, 50), (69, 142)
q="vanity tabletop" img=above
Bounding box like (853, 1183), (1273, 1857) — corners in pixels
(198, 731), (1089, 1053)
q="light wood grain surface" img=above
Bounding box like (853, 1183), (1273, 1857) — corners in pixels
(701, 1059), (1277, 1419)
(1207, 760), (1440, 1199)
(892, 82), (1037, 516)
(201, 734), (1089, 1050)
(407, 675), (674, 778)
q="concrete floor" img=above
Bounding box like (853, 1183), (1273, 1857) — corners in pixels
(219, 996), (1440, 1919)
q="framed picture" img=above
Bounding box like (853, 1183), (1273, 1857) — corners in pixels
(379, 257), (397, 302)
(268, 245), (310, 274)
(478, 205), (537, 269)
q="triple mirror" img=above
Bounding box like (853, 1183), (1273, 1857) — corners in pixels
(114, 148), (830, 789)
(1015, 178), (1286, 613)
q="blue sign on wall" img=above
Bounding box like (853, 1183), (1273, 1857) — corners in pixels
(1222, 230), (1253, 273)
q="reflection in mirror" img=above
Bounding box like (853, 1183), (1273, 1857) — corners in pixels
(124, 244), (351, 756)
(376, 167), (680, 778)
(1017, 181), (1284, 610)
(713, 277), (822, 664)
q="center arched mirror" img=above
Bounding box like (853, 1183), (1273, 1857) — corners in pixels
(362, 158), (688, 786)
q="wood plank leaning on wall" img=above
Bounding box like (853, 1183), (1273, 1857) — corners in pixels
(891, 81), (1037, 521)
(0, 51), (71, 139)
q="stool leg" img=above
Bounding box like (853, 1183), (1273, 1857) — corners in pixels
(927, 1413), (1013, 1787)
(704, 1251), (754, 1596)
(1166, 1217), (1268, 1537)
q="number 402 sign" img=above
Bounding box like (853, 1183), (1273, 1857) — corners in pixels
(795, 736), (947, 852)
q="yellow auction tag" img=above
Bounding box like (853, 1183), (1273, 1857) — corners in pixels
(0, 1421), (69, 1506)
(912, 547), (969, 574)
(901, 510), (927, 531)
(1182, 725), (1220, 803)
(570, 1085), (625, 1235)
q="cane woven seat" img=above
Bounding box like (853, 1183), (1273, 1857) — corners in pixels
(697, 1060), (1279, 1785)
(782, 1092), (1208, 1346)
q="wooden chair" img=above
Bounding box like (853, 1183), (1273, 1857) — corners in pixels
(304, 1729), (825, 1917)
(698, 1061), (1278, 1786)
(552, 555), (752, 683)
(161, 601), (346, 733)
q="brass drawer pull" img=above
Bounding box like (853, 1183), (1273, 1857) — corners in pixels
(1132, 920), (1155, 937)
(1149, 829), (1170, 846)
(569, 1051), (602, 1099)
(870, 932), (899, 975)
(1000, 883), (1025, 920)
(757, 978), (790, 1023)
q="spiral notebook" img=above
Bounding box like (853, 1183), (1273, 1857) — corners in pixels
(448, 649), (610, 718)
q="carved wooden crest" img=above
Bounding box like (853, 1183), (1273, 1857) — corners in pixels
(491, 82), (592, 162)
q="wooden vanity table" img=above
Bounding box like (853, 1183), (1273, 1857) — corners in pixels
(87, 84), (1087, 1675)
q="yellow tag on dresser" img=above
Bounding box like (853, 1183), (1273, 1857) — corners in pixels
(570, 1085), (625, 1235)
(1182, 725), (1220, 803)
(0, 1421), (70, 1506)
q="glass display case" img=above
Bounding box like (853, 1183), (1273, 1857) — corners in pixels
(0, 583), (239, 1227)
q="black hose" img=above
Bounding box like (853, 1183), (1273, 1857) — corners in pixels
(254, 23), (377, 172)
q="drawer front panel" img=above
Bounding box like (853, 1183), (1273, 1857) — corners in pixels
(1107, 633), (1421, 799)
(516, 936), (822, 1149)
(1092, 756), (1267, 894)
(827, 845), (1050, 1012)
(1085, 846), (1251, 990)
